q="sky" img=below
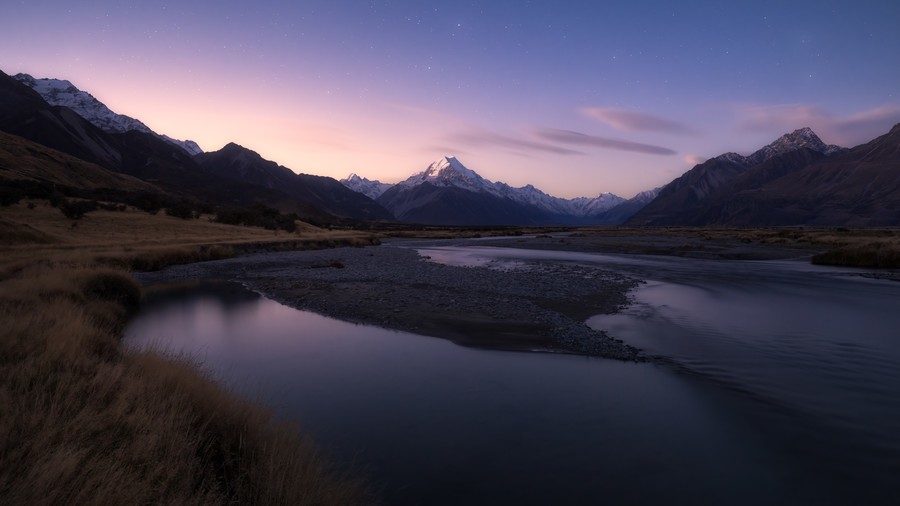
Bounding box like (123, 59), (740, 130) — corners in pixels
(2, 0), (899, 199)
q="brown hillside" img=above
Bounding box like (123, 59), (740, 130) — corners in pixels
(0, 130), (156, 192)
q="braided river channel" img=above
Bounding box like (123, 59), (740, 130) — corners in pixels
(126, 245), (900, 505)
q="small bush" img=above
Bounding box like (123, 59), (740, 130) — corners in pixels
(59, 199), (98, 220)
(165, 201), (196, 220)
(131, 192), (163, 215)
(48, 190), (65, 208)
(97, 202), (127, 212)
(0, 187), (23, 206)
(214, 205), (298, 232)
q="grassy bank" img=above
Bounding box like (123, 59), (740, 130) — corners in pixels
(0, 201), (374, 504)
(566, 227), (900, 267)
(811, 242), (900, 268)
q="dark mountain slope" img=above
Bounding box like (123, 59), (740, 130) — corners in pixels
(0, 130), (155, 192)
(0, 71), (122, 168)
(629, 124), (900, 226)
(626, 156), (750, 226)
(743, 124), (900, 226)
(195, 143), (393, 221)
(376, 182), (558, 225)
(686, 148), (830, 226)
(0, 70), (368, 222)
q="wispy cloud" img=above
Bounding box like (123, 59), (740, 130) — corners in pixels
(582, 107), (699, 135)
(736, 103), (900, 146)
(421, 145), (470, 157)
(450, 130), (586, 156)
(534, 128), (677, 155)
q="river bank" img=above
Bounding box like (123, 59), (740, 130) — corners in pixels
(128, 233), (900, 506)
(0, 202), (374, 505)
(136, 242), (645, 361)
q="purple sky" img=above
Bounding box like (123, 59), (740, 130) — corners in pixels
(2, 1), (899, 198)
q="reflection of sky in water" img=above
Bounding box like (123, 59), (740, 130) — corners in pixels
(412, 245), (900, 503)
(124, 280), (862, 505)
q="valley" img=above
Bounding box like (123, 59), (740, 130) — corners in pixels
(2, 59), (899, 505)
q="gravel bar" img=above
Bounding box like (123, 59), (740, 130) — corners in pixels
(135, 242), (645, 361)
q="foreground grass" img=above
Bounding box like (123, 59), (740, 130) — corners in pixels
(0, 201), (374, 504)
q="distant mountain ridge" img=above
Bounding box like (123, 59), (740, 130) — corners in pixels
(13, 73), (202, 156)
(6, 67), (897, 228)
(196, 143), (393, 221)
(347, 156), (651, 225)
(0, 68), (386, 225)
(627, 126), (900, 226)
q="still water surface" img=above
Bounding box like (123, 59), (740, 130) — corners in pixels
(126, 247), (900, 505)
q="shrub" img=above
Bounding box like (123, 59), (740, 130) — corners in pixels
(214, 205), (298, 232)
(48, 190), (66, 208)
(0, 186), (23, 206)
(165, 201), (196, 220)
(59, 199), (98, 220)
(131, 192), (163, 215)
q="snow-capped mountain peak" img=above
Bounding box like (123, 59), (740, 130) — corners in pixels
(630, 187), (662, 204)
(13, 72), (203, 156)
(714, 152), (748, 165)
(750, 127), (843, 162)
(400, 156), (492, 192)
(340, 173), (394, 200)
(711, 127), (845, 167)
(160, 135), (203, 156)
(358, 156), (626, 217)
(15, 72), (154, 135)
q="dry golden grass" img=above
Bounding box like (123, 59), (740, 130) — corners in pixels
(0, 200), (378, 277)
(0, 200), (375, 505)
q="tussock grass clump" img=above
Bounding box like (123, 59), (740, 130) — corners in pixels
(0, 264), (370, 504)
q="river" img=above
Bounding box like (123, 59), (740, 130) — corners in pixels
(125, 244), (900, 505)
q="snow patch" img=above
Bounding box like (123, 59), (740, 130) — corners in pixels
(14, 73), (203, 156)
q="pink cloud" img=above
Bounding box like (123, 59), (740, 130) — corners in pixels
(582, 107), (699, 135)
(535, 128), (677, 155)
(450, 129), (586, 156)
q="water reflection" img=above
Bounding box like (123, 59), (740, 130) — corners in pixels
(414, 245), (900, 504)
(124, 280), (857, 505)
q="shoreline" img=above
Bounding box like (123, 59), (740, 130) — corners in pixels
(133, 230), (900, 363)
(136, 241), (646, 361)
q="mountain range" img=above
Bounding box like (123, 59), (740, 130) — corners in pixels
(1, 67), (898, 227)
(343, 123), (899, 227)
(343, 156), (646, 226)
(627, 126), (900, 226)
(0, 69), (388, 224)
